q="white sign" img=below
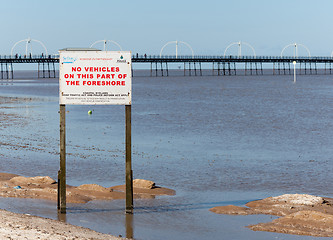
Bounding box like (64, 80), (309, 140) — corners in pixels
(59, 51), (131, 105)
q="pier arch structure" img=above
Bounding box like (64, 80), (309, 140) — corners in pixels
(223, 41), (256, 57)
(90, 40), (123, 51)
(158, 40), (195, 76)
(281, 43), (311, 58)
(159, 40), (194, 58)
(223, 41), (257, 76)
(11, 38), (48, 57)
(280, 43), (312, 75)
(8, 38), (54, 79)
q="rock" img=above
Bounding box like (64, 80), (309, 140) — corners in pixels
(10, 176), (56, 185)
(211, 194), (333, 237)
(133, 179), (155, 189)
(76, 184), (111, 193)
(249, 210), (333, 237)
(270, 194), (324, 206)
(210, 205), (252, 215)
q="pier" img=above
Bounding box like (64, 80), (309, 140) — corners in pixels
(0, 55), (57, 79)
(1, 55), (333, 79)
(132, 55), (333, 77)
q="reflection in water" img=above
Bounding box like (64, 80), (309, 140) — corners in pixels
(57, 212), (67, 222)
(125, 213), (134, 239)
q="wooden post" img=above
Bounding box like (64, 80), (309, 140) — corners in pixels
(58, 104), (66, 213)
(125, 212), (134, 239)
(125, 105), (133, 214)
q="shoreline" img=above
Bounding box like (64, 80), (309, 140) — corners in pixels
(210, 194), (333, 237)
(0, 173), (175, 204)
(0, 171), (175, 239)
(0, 208), (125, 240)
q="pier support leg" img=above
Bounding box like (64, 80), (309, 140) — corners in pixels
(155, 62), (158, 77)
(53, 62), (56, 78)
(166, 62), (169, 76)
(43, 62), (45, 78)
(288, 62), (291, 75)
(189, 62), (191, 76)
(194, 62), (197, 76)
(199, 62), (202, 76)
(10, 63), (13, 79)
(5, 63), (8, 79)
(150, 62), (152, 77)
(48, 62), (50, 78)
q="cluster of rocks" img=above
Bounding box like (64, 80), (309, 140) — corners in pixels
(210, 194), (333, 237)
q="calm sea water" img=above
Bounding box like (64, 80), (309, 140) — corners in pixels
(0, 70), (332, 240)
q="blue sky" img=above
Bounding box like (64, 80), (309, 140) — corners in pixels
(1, 0), (333, 57)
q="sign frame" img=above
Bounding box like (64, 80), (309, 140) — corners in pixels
(59, 50), (132, 105)
(58, 49), (133, 214)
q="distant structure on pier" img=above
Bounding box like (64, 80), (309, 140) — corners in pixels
(2, 38), (333, 79)
(224, 41), (256, 57)
(159, 40), (194, 58)
(11, 37), (48, 57)
(90, 40), (122, 51)
(281, 43), (311, 58)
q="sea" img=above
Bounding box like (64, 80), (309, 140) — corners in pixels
(0, 69), (332, 240)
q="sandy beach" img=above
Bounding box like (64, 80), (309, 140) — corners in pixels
(0, 208), (124, 240)
(0, 173), (126, 239)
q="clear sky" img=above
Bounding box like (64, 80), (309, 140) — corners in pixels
(1, 0), (333, 57)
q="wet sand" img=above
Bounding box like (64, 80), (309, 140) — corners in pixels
(210, 194), (333, 237)
(0, 173), (175, 203)
(0, 172), (174, 239)
(0, 208), (124, 239)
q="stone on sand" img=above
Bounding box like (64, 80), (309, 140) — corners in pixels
(10, 176), (56, 185)
(249, 210), (333, 237)
(77, 184), (112, 193)
(210, 194), (333, 237)
(133, 179), (155, 189)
